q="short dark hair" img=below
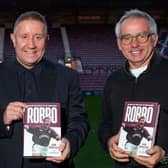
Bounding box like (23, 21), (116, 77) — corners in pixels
(138, 116), (145, 121)
(43, 117), (50, 121)
(13, 11), (48, 35)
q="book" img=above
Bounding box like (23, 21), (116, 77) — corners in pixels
(118, 101), (160, 156)
(23, 102), (61, 157)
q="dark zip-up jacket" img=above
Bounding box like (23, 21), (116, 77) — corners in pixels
(98, 53), (168, 167)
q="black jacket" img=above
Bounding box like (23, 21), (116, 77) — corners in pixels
(98, 53), (168, 167)
(0, 58), (90, 168)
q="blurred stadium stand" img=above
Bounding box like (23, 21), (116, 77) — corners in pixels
(156, 31), (168, 57)
(1, 0), (167, 95)
(3, 25), (126, 94)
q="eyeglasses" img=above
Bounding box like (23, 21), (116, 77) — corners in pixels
(119, 32), (155, 45)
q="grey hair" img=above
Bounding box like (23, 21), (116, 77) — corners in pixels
(13, 11), (48, 35)
(115, 9), (158, 38)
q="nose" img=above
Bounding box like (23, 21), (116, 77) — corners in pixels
(130, 37), (139, 47)
(27, 37), (36, 48)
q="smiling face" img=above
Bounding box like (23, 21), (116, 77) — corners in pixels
(10, 19), (48, 69)
(117, 17), (158, 69)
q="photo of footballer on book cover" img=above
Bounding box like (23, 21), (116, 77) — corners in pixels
(118, 101), (160, 156)
(23, 102), (61, 157)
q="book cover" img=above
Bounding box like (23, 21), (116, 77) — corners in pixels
(118, 101), (160, 156)
(23, 102), (61, 157)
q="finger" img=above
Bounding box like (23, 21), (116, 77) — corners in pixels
(110, 151), (130, 162)
(46, 157), (63, 163)
(109, 147), (129, 162)
(46, 139), (70, 163)
(59, 140), (66, 152)
(13, 110), (23, 120)
(59, 138), (70, 151)
(131, 154), (151, 167)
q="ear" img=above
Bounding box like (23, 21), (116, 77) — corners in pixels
(10, 33), (16, 47)
(117, 39), (122, 51)
(152, 34), (159, 47)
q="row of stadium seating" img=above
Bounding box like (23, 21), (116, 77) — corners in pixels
(3, 25), (167, 94)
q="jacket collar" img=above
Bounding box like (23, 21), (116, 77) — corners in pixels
(124, 52), (162, 77)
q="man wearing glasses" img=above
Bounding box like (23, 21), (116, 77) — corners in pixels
(98, 9), (168, 168)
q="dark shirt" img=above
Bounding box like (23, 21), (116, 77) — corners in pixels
(15, 60), (54, 167)
(15, 59), (42, 102)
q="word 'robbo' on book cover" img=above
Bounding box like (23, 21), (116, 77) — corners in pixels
(23, 102), (61, 158)
(118, 101), (160, 157)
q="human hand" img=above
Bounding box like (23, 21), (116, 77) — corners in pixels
(121, 123), (125, 128)
(46, 137), (71, 163)
(3, 101), (27, 125)
(130, 145), (165, 168)
(24, 124), (29, 129)
(108, 133), (130, 162)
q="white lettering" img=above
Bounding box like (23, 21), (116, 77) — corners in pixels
(124, 105), (153, 123)
(26, 106), (58, 123)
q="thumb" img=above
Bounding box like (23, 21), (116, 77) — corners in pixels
(59, 138), (68, 152)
